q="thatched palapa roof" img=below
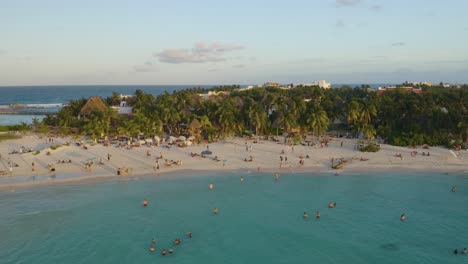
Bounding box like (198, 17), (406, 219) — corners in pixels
(80, 96), (107, 116)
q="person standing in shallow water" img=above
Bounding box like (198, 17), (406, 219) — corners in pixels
(452, 185), (456, 192)
(214, 207), (218, 215)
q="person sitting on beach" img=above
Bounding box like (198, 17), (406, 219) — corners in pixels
(303, 212), (308, 219)
(174, 239), (181, 245)
(316, 212), (321, 219)
(143, 199), (148, 207)
(187, 231), (193, 238)
(400, 213), (406, 221)
(214, 207), (218, 215)
(161, 249), (167, 255)
(329, 202), (336, 208)
(150, 244), (155, 252)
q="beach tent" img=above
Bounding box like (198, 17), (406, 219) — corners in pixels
(169, 136), (177, 144)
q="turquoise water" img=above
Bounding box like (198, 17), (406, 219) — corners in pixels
(1, 171), (467, 264)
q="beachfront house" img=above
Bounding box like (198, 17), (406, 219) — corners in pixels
(111, 100), (133, 115)
(78, 96), (108, 119)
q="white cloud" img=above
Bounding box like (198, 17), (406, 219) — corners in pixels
(155, 42), (244, 64)
(336, 0), (361, 7)
(391, 42), (405, 47)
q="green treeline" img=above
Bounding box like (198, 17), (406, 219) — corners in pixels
(41, 85), (468, 148)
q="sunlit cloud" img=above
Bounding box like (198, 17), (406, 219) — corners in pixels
(155, 42), (245, 64)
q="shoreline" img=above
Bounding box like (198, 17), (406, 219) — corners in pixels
(1, 135), (467, 192)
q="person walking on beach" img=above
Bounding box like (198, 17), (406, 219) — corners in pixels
(31, 162), (35, 172)
(107, 154), (111, 161)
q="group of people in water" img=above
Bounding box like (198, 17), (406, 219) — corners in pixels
(149, 233), (193, 255)
(453, 248), (467, 255)
(142, 199), (194, 255)
(303, 202), (336, 219)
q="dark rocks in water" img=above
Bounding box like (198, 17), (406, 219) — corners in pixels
(380, 243), (400, 251)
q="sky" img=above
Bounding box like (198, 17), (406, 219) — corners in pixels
(1, 0), (468, 86)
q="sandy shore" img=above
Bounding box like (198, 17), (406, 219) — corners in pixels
(1, 134), (467, 191)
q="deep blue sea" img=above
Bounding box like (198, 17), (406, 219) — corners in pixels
(0, 171), (467, 264)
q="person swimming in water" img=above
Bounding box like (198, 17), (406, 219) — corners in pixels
(161, 249), (167, 255)
(174, 239), (181, 245)
(240, 176), (244, 183)
(316, 211), (321, 219)
(214, 207), (219, 215)
(150, 244), (155, 252)
(143, 199), (148, 207)
(452, 185), (456, 192)
(187, 231), (193, 238)
(209, 183), (214, 190)
(454, 249), (458, 255)
(151, 238), (156, 244)
(462, 248), (467, 255)
(329, 202), (336, 208)
(303, 212), (308, 218)
(400, 213), (406, 221)
(169, 248), (174, 254)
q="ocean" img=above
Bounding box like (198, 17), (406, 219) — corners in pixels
(0, 171), (466, 263)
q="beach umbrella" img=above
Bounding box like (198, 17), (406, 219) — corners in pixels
(201, 150), (212, 155)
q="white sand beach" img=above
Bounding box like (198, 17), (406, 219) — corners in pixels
(1, 134), (467, 191)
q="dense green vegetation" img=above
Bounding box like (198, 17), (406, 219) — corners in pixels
(40, 84), (468, 148)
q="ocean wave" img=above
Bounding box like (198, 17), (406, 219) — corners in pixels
(0, 103), (64, 109)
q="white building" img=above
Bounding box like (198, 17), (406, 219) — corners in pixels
(297, 80), (331, 89)
(318, 80), (331, 89)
